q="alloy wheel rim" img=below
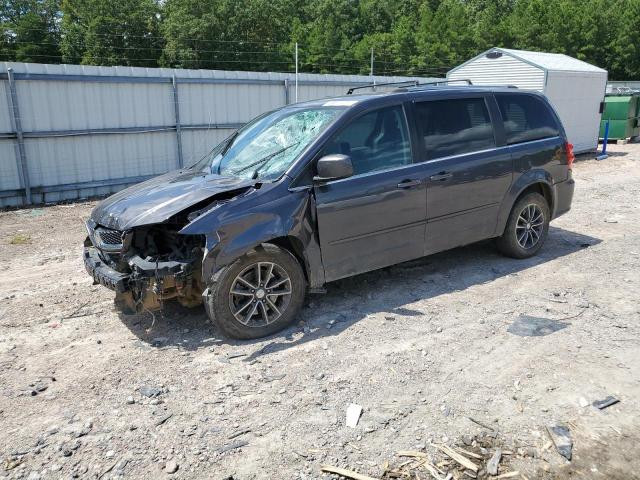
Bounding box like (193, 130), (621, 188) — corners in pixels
(516, 204), (544, 249)
(228, 261), (292, 327)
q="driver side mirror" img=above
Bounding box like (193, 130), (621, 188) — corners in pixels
(314, 154), (354, 183)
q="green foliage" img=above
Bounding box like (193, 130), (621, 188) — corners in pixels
(1, 0), (60, 63)
(160, 0), (298, 70)
(2, 0), (640, 79)
(59, 0), (162, 66)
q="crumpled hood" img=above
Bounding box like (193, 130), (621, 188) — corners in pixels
(91, 169), (257, 230)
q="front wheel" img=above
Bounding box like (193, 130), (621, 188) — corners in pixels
(205, 244), (306, 339)
(496, 192), (550, 259)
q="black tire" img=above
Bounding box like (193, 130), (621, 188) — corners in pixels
(496, 192), (550, 259)
(205, 244), (306, 339)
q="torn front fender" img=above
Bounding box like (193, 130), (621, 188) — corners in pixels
(179, 186), (325, 288)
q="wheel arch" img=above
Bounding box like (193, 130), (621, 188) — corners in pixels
(265, 235), (310, 283)
(518, 182), (553, 212)
(495, 171), (555, 237)
(202, 231), (325, 289)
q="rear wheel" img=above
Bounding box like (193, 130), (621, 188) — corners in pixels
(496, 192), (550, 259)
(205, 244), (306, 339)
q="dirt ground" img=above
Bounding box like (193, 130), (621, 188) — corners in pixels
(0, 144), (639, 480)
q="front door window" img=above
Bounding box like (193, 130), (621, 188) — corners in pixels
(320, 105), (411, 176)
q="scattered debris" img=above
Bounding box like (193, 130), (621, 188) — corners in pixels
(346, 403), (363, 428)
(28, 381), (48, 396)
(397, 450), (428, 458)
(321, 465), (378, 480)
(433, 443), (479, 472)
(61, 301), (90, 320)
(486, 449), (502, 475)
(592, 395), (620, 410)
(4, 458), (24, 470)
(227, 353), (247, 360)
(495, 472), (520, 479)
(139, 386), (162, 398)
(228, 429), (250, 439)
(468, 417), (495, 431)
(154, 413), (173, 427)
(215, 440), (249, 454)
(259, 374), (286, 383)
(97, 459), (119, 479)
(508, 315), (569, 337)
(455, 446), (483, 460)
(546, 424), (573, 460)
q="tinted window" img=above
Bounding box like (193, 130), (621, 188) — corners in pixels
(415, 98), (495, 161)
(495, 94), (559, 144)
(320, 105), (411, 176)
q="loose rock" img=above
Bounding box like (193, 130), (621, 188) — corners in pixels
(165, 460), (179, 474)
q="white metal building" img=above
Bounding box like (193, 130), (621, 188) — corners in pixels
(447, 47), (608, 153)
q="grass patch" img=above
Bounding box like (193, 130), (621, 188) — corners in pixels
(9, 233), (31, 245)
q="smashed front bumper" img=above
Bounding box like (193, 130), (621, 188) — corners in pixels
(83, 246), (194, 291)
(83, 244), (202, 313)
(83, 246), (130, 292)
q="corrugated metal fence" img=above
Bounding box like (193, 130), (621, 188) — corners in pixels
(0, 62), (437, 207)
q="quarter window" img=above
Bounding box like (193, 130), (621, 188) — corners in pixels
(415, 98), (496, 161)
(320, 105), (411, 176)
(495, 94), (559, 144)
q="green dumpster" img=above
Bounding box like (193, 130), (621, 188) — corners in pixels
(600, 93), (639, 140)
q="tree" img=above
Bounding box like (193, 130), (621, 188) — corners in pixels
(161, 0), (298, 71)
(1, 0), (60, 63)
(60, 0), (162, 67)
(608, 0), (640, 79)
(413, 0), (475, 76)
(292, 0), (362, 74)
(1, 0), (639, 79)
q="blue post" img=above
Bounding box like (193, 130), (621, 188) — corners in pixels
(597, 119), (609, 160)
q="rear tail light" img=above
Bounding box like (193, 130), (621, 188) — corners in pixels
(565, 142), (575, 169)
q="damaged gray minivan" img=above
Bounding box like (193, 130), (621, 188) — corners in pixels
(84, 83), (575, 338)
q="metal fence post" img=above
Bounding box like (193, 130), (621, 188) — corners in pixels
(172, 75), (184, 168)
(6, 68), (32, 204)
(284, 79), (290, 105)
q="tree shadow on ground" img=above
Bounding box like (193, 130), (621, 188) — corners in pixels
(120, 225), (601, 356)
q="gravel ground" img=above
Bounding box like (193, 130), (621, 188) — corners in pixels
(0, 144), (639, 480)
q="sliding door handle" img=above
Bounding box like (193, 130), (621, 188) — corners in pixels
(429, 172), (453, 181)
(397, 179), (422, 189)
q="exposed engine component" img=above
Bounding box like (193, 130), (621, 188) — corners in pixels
(85, 218), (206, 314)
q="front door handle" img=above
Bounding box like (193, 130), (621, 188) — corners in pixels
(397, 179), (422, 189)
(429, 172), (453, 181)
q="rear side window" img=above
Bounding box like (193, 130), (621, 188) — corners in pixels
(415, 98), (495, 161)
(495, 94), (559, 144)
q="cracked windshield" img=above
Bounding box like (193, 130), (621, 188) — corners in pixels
(196, 107), (344, 180)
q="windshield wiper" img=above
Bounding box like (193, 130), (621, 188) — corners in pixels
(230, 142), (299, 177)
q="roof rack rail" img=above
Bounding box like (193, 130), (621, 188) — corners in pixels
(417, 79), (473, 86)
(391, 79), (474, 92)
(346, 80), (419, 95)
